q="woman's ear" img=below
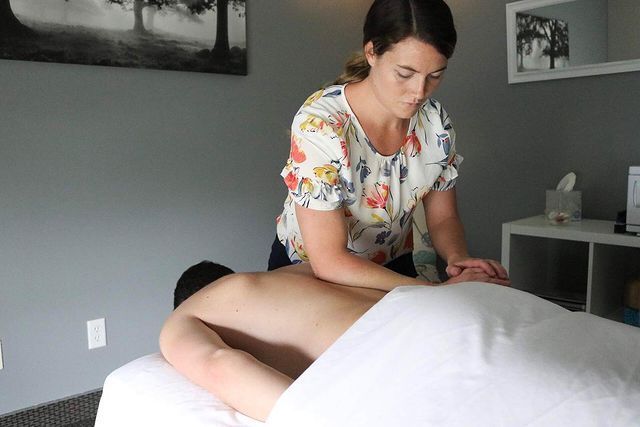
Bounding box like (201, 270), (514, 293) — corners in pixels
(364, 41), (376, 67)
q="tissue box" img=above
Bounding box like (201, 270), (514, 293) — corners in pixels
(545, 190), (582, 223)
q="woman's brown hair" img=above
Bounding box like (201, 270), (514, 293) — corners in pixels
(334, 0), (457, 85)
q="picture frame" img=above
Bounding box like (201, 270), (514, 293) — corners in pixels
(0, 0), (247, 75)
(506, 0), (640, 84)
(515, 12), (569, 73)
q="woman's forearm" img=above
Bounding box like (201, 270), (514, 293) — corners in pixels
(310, 252), (431, 291)
(423, 188), (469, 265)
(427, 215), (469, 264)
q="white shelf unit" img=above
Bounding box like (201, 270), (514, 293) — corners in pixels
(502, 216), (640, 321)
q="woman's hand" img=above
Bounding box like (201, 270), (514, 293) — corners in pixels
(423, 190), (509, 286)
(444, 256), (511, 286)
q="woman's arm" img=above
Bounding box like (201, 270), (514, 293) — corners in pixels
(423, 189), (510, 285)
(295, 204), (430, 291)
(423, 188), (468, 266)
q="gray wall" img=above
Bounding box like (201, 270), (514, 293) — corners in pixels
(0, 0), (370, 415)
(443, 0), (640, 265)
(609, 0), (640, 61)
(1, 0), (640, 416)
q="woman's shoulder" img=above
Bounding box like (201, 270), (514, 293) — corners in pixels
(293, 85), (351, 136)
(297, 85), (347, 116)
(419, 98), (453, 128)
(420, 98), (446, 115)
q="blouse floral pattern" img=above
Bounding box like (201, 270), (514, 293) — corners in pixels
(276, 84), (462, 265)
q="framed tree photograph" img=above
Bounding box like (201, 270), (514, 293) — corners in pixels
(0, 0), (247, 75)
(516, 12), (569, 72)
(506, 0), (640, 84)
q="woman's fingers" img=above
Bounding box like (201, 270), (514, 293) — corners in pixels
(443, 266), (511, 286)
(486, 259), (509, 279)
(444, 267), (485, 284)
(448, 258), (510, 281)
(445, 264), (463, 277)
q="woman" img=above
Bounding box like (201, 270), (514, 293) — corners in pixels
(270, 0), (509, 289)
(161, 0), (511, 422)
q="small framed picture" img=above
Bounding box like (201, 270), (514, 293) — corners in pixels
(515, 12), (569, 72)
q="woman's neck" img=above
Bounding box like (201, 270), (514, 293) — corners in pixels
(345, 80), (409, 155)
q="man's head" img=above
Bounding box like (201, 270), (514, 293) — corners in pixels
(174, 260), (235, 308)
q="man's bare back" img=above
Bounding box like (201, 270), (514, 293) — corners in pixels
(166, 264), (385, 377)
(159, 264), (387, 420)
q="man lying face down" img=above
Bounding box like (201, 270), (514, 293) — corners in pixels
(161, 261), (387, 422)
(161, 258), (504, 422)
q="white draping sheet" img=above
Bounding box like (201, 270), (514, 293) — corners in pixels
(266, 283), (640, 427)
(95, 353), (264, 427)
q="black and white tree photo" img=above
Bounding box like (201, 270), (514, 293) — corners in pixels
(516, 12), (569, 72)
(0, 0), (247, 75)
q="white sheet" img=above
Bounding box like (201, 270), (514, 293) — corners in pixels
(95, 353), (264, 427)
(266, 283), (640, 427)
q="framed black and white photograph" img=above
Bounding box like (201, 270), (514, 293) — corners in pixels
(516, 12), (569, 72)
(0, 0), (247, 75)
(506, 0), (640, 84)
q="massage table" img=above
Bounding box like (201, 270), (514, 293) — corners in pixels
(96, 283), (640, 427)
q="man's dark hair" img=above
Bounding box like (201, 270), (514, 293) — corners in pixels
(174, 260), (235, 308)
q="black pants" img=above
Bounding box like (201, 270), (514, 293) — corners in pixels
(267, 236), (418, 278)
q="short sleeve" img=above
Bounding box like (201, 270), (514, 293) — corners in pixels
(280, 103), (353, 211)
(428, 102), (463, 192)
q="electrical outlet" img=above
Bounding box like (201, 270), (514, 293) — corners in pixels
(0, 339), (4, 370)
(87, 318), (107, 350)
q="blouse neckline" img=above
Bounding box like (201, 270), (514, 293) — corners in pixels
(339, 84), (417, 160)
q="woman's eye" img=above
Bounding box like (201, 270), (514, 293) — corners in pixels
(396, 71), (412, 79)
(429, 73), (444, 80)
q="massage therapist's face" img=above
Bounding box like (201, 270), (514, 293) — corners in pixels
(365, 37), (448, 119)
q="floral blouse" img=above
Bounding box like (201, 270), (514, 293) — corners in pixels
(276, 84), (462, 265)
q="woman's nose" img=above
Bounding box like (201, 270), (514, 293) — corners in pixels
(414, 78), (429, 102)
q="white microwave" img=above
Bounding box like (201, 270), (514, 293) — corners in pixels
(628, 166), (640, 233)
